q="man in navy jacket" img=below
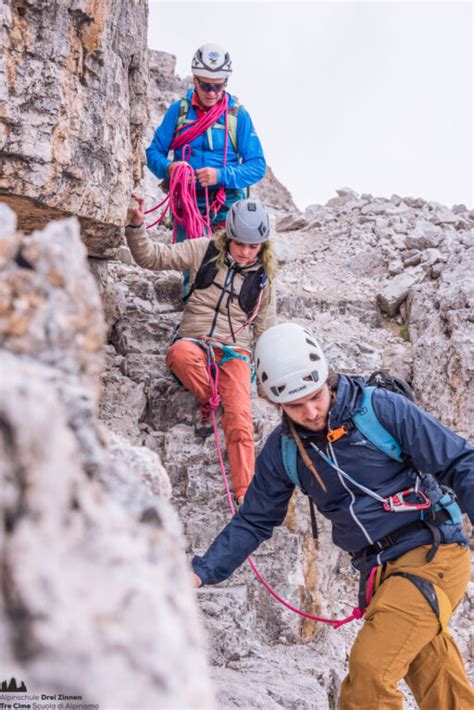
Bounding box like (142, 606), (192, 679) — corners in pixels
(192, 323), (474, 708)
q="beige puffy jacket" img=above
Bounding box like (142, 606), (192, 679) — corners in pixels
(125, 225), (276, 351)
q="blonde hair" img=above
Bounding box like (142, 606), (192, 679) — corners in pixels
(212, 229), (278, 281)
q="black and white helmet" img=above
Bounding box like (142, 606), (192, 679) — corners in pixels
(255, 324), (328, 404)
(191, 43), (232, 79)
(226, 199), (270, 244)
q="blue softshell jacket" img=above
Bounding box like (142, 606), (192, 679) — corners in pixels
(146, 89), (266, 191)
(192, 375), (473, 585)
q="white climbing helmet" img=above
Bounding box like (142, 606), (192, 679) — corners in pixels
(191, 43), (232, 79)
(226, 199), (270, 244)
(255, 323), (329, 404)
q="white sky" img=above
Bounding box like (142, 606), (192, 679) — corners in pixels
(148, 1), (473, 210)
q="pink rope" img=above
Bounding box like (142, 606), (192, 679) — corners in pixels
(202, 341), (375, 629)
(207, 103), (229, 220)
(170, 95), (229, 150)
(145, 147), (209, 240)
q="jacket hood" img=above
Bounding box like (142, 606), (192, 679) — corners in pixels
(329, 374), (366, 429)
(186, 88), (237, 109)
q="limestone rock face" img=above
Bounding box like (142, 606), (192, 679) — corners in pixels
(408, 243), (474, 438)
(0, 206), (214, 709)
(0, 207), (106, 395)
(0, 0), (149, 256)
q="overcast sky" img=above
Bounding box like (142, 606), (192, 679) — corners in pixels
(148, 1), (473, 210)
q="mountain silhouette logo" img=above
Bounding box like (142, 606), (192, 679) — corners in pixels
(0, 678), (27, 692)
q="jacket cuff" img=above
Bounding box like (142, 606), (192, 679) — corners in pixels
(234, 485), (248, 499)
(125, 224), (147, 239)
(192, 555), (210, 586)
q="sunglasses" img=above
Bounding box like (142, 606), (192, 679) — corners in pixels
(195, 77), (227, 94)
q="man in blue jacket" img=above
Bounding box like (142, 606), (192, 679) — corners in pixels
(192, 322), (474, 708)
(146, 42), (266, 235)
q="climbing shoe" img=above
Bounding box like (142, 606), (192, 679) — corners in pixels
(195, 404), (221, 438)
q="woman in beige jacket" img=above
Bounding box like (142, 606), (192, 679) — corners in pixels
(126, 196), (277, 503)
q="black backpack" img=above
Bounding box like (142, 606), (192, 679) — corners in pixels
(187, 241), (267, 316)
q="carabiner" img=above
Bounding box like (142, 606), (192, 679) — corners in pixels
(383, 488), (431, 513)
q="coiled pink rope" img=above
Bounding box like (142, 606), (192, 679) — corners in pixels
(202, 341), (376, 629)
(145, 146), (210, 239)
(146, 95), (230, 239)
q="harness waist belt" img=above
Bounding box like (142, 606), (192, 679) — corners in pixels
(351, 508), (451, 561)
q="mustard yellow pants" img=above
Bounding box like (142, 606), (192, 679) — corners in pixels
(340, 544), (473, 709)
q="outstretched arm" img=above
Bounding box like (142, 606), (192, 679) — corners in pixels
(125, 194), (208, 272)
(192, 428), (294, 585)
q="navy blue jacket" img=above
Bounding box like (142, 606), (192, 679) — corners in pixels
(192, 375), (472, 585)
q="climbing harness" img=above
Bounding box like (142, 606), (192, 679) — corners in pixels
(145, 94), (233, 239)
(366, 565), (453, 634)
(201, 340), (376, 629)
(181, 245), (268, 348)
(387, 571), (452, 633)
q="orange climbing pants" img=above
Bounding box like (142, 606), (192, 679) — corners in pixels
(166, 339), (255, 499)
(340, 543), (473, 709)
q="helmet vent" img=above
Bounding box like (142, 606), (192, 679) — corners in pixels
(310, 370), (320, 382)
(261, 371), (268, 382)
(309, 352), (320, 362)
(306, 338), (317, 347)
(271, 384), (286, 397)
(248, 202), (257, 212)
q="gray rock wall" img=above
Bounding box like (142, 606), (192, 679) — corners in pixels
(0, 0), (149, 255)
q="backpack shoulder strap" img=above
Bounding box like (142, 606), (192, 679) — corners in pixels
(352, 386), (403, 462)
(175, 97), (191, 132)
(184, 241), (219, 302)
(280, 434), (303, 489)
(237, 265), (267, 316)
(226, 96), (241, 152)
(228, 97), (241, 115)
